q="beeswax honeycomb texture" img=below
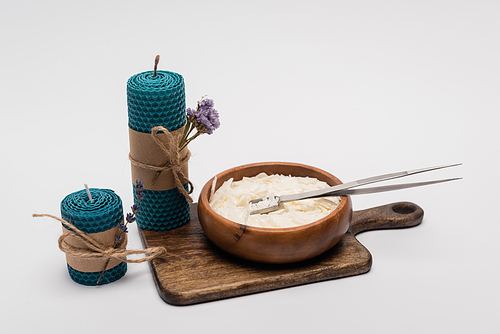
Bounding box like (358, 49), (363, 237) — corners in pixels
(67, 263), (127, 286)
(134, 185), (191, 231)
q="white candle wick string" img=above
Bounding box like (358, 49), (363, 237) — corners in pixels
(84, 184), (94, 202)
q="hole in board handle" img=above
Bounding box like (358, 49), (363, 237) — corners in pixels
(392, 203), (417, 215)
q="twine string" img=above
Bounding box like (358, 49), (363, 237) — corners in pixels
(129, 125), (194, 203)
(33, 214), (167, 263)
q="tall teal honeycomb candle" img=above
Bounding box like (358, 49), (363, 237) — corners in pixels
(127, 69), (191, 231)
(60, 188), (127, 285)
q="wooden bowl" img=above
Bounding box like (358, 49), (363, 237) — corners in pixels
(197, 162), (353, 264)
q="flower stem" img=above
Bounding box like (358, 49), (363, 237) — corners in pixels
(97, 258), (111, 284)
(96, 180), (143, 284)
(181, 120), (191, 140)
(182, 123), (195, 143)
(152, 161), (172, 185)
(179, 131), (203, 152)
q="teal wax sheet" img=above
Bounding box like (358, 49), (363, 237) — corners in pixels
(134, 184), (191, 231)
(67, 263), (127, 286)
(127, 69), (190, 231)
(60, 188), (126, 286)
(127, 70), (186, 133)
(60, 188), (123, 234)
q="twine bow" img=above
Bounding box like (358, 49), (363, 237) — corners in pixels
(129, 125), (194, 203)
(33, 214), (167, 263)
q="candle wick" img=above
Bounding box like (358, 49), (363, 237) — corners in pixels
(153, 55), (160, 77)
(84, 184), (94, 202)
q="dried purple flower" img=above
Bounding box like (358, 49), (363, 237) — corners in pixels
(114, 179), (142, 245)
(205, 108), (220, 132)
(135, 179), (144, 192)
(119, 222), (128, 233)
(131, 203), (140, 214)
(134, 179), (145, 202)
(100, 179), (144, 283)
(197, 113), (213, 134)
(199, 98), (214, 109)
(178, 97), (220, 151)
(186, 107), (197, 118)
(125, 213), (135, 225)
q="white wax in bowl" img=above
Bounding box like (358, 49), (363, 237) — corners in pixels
(209, 173), (340, 228)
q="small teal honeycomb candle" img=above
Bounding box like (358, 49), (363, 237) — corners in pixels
(127, 69), (191, 231)
(60, 188), (127, 285)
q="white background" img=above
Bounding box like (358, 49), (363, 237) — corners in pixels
(2, 0), (499, 333)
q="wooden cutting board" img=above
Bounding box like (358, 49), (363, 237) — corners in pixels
(138, 201), (423, 306)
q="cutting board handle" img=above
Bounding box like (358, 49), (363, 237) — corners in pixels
(349, 202), (424, 236)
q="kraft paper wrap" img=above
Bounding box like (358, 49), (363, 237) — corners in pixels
(62, 224), (127, 273)
(129, 126), (189, 191)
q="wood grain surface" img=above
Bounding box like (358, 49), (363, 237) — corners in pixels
(138, 201), (423, 306)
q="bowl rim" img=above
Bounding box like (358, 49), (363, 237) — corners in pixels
(198, 161), (349, 233)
